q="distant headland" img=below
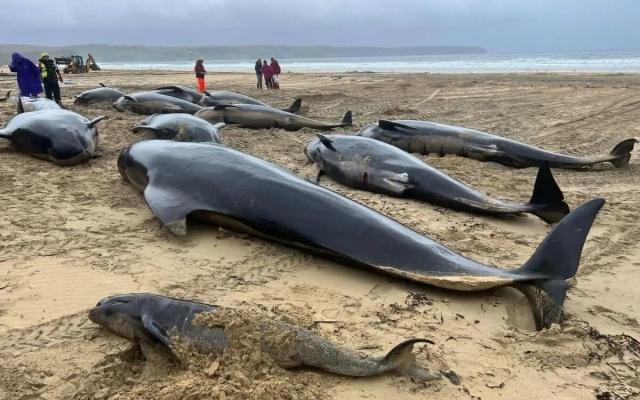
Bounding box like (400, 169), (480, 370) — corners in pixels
(0, 44), (486, 64)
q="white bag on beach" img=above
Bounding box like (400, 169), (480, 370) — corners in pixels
(272, 75), (279, 84)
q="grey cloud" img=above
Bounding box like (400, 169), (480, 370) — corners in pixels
(1, 0), (638, 51)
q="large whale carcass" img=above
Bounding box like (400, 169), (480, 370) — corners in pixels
(118, 140), (604, 330)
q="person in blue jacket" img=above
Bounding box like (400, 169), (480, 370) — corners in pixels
(9, 52), (43, 97)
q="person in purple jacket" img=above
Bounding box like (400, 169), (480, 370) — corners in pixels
(9, 52), (43, 97)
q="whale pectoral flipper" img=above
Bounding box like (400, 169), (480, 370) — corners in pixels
(141, 315), (182, 361)
(369, 171), (414, 194)
(213, 104), (239, 111)
(316, 134), (336, 151)
(143, 184), (194, 235)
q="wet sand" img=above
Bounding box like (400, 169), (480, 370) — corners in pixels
(0, 70), (639, 399)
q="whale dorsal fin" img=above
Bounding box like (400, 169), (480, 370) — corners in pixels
(378, 120), (417, 131)
(316, 134), (336, 151)
(87, 115), (107, 128)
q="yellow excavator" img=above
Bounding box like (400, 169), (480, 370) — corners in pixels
(54, 53), (101, 74)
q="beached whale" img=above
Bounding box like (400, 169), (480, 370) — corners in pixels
(74, 83), (126, 106)
(118, 140), (605, 329)
(113, 92), (204, 115)
(0, 109), (104, 165)
(17, 96), (60, 113)
(358, 120), (638, 169)
(133, 113), (224, 142)
(153, 86), (204, 104)
(305, 134), (570, 223)
(200, 90), (302, 114)
(196, 104), (351, 131)
(89, 293), (436, 379)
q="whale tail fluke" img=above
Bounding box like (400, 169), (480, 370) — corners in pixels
(283, 98), (302, 114)
(528, 164), (570, 223)
(515, 198), (605, 329)
(380, 339), (433, 379)
(609, 138), (638, 168)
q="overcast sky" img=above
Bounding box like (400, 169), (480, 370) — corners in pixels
(1, 0), (638, 52)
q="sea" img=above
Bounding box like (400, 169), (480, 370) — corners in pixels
(98, 50), (640, 73)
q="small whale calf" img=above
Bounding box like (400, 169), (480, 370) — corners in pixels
(89, 293), (436, 379)
(133, 113), (224, 142)
(196, 104), (351, 131)
(305, 134), (570, 223)
(74, 83), (127, 106)
(359, 120), (637, 169)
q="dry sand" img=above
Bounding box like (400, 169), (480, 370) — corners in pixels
(0, 70), (639, 399)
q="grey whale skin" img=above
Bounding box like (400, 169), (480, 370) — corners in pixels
(305, 134), (570, 224)
(74, 83), (127, 106)
(133, 113), (224, 143)
(0, 109), (104, 165)
(200, 90), (303, 114)
(89, 293), (435, 378)
(196, 104), (351, 131)
(113, 92), (204, 115)
(117, 140), (605, 329)
(17, 97), (60, 113)
(358, 120), (638, 169)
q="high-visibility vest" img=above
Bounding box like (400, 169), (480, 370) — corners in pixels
(39, 62), (48, 79)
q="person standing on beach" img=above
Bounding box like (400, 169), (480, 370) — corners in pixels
(38, 52), (63, 105)
(270, 58), (281, 89)
(195, 59), (207, 92)
(9, 52), (43, 97)
(255, 58), (263, 89)
(262, 60), (273, 90)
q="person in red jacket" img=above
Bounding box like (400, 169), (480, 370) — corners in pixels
(195, 59), (206, 92)
(270, 57), (281, 89)
(262, 60), (273, 90)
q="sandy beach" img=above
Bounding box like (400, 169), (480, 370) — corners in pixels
(0, 70), (639, 399)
